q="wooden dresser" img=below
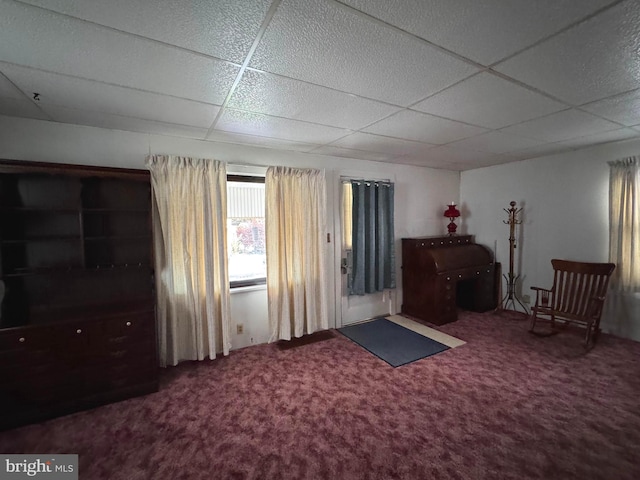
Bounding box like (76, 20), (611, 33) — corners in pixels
(0, 160), (158, 430)
(401, 235), (498, 325)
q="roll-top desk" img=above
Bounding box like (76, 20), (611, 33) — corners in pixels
(401, 235), (498, 325)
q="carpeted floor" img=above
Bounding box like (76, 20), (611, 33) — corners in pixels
(1, 310), (639, 480)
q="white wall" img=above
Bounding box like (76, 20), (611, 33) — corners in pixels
(460, 138), (640, 341)
(0, 115), (459, 349)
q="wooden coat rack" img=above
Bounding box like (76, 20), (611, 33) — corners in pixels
(501, 201), (528, 313)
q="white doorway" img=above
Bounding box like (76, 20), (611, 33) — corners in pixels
(333, 173), (396, 327)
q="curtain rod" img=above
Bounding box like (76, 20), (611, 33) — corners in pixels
(342, 179), (393, 186)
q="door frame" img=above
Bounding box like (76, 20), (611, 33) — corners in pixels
(332, 170), (397, 327)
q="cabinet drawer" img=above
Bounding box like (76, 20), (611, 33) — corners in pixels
(102, 342), (155, 364)
(49, 321), (103, 349)
(103, 312), (155, 342)
(0, 326), (54, 350)
(89, 359), (157, 391)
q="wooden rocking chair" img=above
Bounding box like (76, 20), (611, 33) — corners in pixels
(529, 259), (615, 348)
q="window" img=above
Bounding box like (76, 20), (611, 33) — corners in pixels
(227, 175), (266, 288)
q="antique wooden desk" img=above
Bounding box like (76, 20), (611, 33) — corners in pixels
(401, 235), (498, 325)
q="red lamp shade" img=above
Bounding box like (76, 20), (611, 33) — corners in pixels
(443, 204), (461, 236)
(443, 204), (460, 218)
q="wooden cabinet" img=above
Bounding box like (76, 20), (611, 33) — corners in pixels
(0, 160), (157, 431)
(401, 235), (498, 325)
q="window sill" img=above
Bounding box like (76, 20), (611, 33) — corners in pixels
(230, 284), (267, 294)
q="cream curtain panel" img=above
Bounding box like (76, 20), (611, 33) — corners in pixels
(147, 155), (231, 367)
(609, 157), (640, 292)
(266, 166), (328, 341)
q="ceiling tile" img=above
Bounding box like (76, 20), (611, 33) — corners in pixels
(509, 143), (575, 160)
(0, 71), (25, 99)
(363, 110), (487, 144)
(581, 89), (640, 126)
(229, 70), (400, 130)
(500, 109), (620, 143)
(425, 145), (506, 165)
(206, 130), (317, 153)
(215, 108), (351, 144)
(44, 105), (209, 139)
(0, 0), (239, 104)
(20, 0), (272, 64)
(383, 153), (455, 169)
(341, 0), (615, 65)
(1, 63), (220, 128)
(0, 97), (50, 120)
(448, 131), (544, 154)
(250, 0), (478, 106)
(413, 72), (567, 129)
(553, 127), (640, 149)
(309, 145), (398, 162)
(495, 1), (640, 105)
(331, 132), (434, 156)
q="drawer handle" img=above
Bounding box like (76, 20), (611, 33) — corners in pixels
(19, 337), (25, 343)
(126, 321), (132, 327)
(76, 329), (82, 334)
(111, 350), (126, 358)
(458, 274), (462, 278)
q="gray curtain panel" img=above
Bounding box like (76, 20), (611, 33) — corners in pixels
(350, 180), (396, 295)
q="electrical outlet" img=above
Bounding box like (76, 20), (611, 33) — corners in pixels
(523, 294), (531, 304)
(237, 324), (244, 334)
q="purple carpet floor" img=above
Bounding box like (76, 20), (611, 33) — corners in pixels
(1, 310), (639, 480)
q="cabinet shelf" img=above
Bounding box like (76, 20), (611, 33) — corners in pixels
(84, 235), (150, 242)
(0, 207), (79, 213)
(1, 235), (82, 244)
(2, 263), (151, 278)
(82, 208), (148, 213)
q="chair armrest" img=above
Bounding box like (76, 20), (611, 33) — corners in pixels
(530, 287), (552, 292)
(531, 286), (553, 307)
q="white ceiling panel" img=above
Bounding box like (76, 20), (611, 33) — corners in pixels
(215, 108), (351, 145)
(228, 69), (400, 130)
(0, 0), (639, 171)
(44, 105), (209, 139)
(553, 128), (640, 150)
(206, 130), (317, 153)
(495, 0), (640, 105)
(413, 72), (567, 129)
(0, 97), (50, 120)
(341, 0), (615, 65)
(396, 146), (509, 170)
(364, 110), (487, 145)
(448, 131), (544, 154)
(250, 0), (478, 106)
(581, 89), (640, 127)
(0, 0), (239, 104)
(20, 0), (272, 64)
(500, 109), (621, 143)
(309, 145), (398, 162)
(332, 132), (434, 156)
(393, 157), (457, 169)
(0, 71), (25, 99)
(425, 145), (506, 165)
(1, 63), (220, 128)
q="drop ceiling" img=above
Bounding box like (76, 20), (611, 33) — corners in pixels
(1, 0), (639, 170)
